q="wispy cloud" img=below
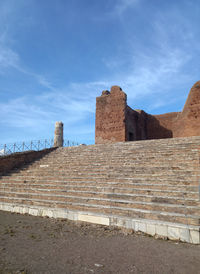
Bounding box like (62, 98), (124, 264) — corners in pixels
(0, 45), (19, 70)
(1, 0), (200, 144)
(102, 6), (197, 107)
(0, 0), (53, 91)
(111, 0), (139, 16)
(0, 40), (55, 91)
(0, 80), (108, 131)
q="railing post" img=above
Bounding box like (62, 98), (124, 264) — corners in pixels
(13, 143), (16, 153)
(22, 142), (25, 152)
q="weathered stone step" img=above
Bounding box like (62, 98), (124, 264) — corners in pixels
(0, 192), (200, 216)
(1, 187), (199, 208)
(23, 160), (198, 171)
(16, 165), (198, 175)
(0, 196), (199, 226)
(3, 173), (198, 183)
(0, 184), (198, 200)
(35, 154), (198, 165)
(10, 172), (197, 181)
(1, 181), (197, 192)
(1, 176), (198, 186)
(52, 145), (198, 154)
(0, 136), (199, 242)
(33, 148), (198, 157)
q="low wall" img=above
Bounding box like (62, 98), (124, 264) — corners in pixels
(0, 148), (56, 175)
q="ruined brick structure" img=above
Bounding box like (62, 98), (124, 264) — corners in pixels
(95, 81), (200, 144)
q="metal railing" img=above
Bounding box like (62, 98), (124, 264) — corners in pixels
(0, 139), (79, 156)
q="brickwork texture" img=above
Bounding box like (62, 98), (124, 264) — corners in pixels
(95, 81), (200, 144)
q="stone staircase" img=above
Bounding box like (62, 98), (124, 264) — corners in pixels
(0, 136), (200, 243)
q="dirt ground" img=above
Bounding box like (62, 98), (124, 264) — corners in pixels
(0, 211), (199, 274)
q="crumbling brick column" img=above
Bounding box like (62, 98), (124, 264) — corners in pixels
(95, 86), (127, 144)
(54, 121), (63, 147)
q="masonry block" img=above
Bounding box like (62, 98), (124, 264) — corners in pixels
(190, 229), (200, 244)
(156, 225), (168, 237)
(146, 224), (156, 236)
(78, 214), (109, 226)
(168, 226), (180, 240)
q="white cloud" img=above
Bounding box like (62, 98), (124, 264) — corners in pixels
(0, 80), (109, 132)
(112, 0), (139, 16)
(0, 46), (19, 69)
(102, 44), (191, 106)
(1, 38), (189, 131)
(0, 0), (199, 143)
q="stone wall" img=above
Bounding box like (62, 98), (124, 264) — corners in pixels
(95, 86), (127, 143)
(0, 148), (56, 175)
(95, 81), (200, 143)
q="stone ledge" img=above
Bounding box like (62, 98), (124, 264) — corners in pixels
(0, 202), (199, 244)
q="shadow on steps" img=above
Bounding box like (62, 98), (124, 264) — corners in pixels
(0, 147), (57, 177)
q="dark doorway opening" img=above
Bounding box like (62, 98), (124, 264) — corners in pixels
(128, 132), (134, 141)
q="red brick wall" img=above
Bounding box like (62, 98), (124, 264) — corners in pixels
(95, 81), (200, 143)
(95, 86), (127, 144)
(146, 113), (176, 139)
(125, 108), (148, 141)
(173, 81), (200, 137)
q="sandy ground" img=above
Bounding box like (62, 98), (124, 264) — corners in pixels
(0, 210), (200, 274)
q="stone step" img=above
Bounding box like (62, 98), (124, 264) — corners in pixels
(19, 165), (198, 174)
(23, 160), (198, 170)
(1, 180), (197, 192)
(34, 145), (199, 155)
(1, 176), (198, 186)
(9, 172), (197, 181)
(0, 196), (199, 226)
(0, 184), (198, 200)
(0, 187), (199, 207)
(34, 154), (198, 164)
(3, 174), (198, 184)
(0, 136), (199, 238)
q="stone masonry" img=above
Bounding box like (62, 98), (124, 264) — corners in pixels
(0, 137), (199, 244)
(95, 81), (200, 144)
(54, 121), (63, 147)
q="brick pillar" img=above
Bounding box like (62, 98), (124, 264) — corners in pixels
(54, 121), (63, 147)
(95, 86), (127, 144)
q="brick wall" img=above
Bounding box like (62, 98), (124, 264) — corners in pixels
(0, 148), (56, 175)
(95, 81), (200, 143)
(95, 86), (127, 144)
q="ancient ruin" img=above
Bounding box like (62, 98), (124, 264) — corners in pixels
(54, 121), (64, 147)
(0, 82), (199, 244)
(95, 81), (200, 144)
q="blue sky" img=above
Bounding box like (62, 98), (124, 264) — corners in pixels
(0, 0), (200, 145)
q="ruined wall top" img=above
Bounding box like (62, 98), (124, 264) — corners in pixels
(99, 86), (127, 101)
(95, 81), (200, 144)
(182, 81), (200, 115)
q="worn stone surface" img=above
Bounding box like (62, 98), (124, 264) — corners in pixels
(95, 81), (200, 143)
(78, 214), (109, 226)
(0, 148), (55, 175)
